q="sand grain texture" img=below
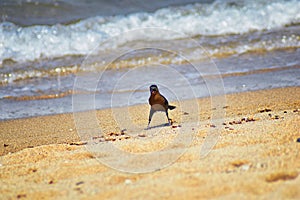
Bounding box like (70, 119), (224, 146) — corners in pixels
(0, 87), (300, 199)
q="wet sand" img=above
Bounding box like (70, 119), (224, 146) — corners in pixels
(0, 87), (300, 199)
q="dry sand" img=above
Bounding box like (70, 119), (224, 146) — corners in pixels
(0, 87), (300, 199)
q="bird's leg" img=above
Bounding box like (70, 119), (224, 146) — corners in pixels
(166, 110), (172, 125)
(148, 108), (155, 128)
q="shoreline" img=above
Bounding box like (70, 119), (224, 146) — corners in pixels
(1, 86), (299, 156)
(0, 86), (299, 199)
(2, 48), (300, 121)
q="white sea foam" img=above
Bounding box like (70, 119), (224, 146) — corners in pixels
(0, 0), (299, 64)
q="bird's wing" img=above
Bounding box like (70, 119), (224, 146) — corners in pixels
(161, 94), (169, 106)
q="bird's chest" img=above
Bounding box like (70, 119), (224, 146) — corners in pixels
(149, 94), (165, 106)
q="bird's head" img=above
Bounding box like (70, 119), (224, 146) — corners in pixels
(150, 85), (159, 95)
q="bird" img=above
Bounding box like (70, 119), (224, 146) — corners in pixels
(148, 84), (176, 127)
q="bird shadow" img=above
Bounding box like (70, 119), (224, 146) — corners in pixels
(144, 123), (170, 130)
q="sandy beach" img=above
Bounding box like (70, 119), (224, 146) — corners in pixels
(0, 86), (300, 199)
(1, 0), (300, 199)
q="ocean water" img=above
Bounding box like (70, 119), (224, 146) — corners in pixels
(0, 0), (300, 120)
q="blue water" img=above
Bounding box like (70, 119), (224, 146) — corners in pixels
(1, 0), (299, 65)
(0, 0), (300, 120)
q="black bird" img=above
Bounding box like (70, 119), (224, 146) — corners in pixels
(148, 85), (176, 127)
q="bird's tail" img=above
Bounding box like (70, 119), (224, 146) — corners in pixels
(168, 105), (176, 110)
